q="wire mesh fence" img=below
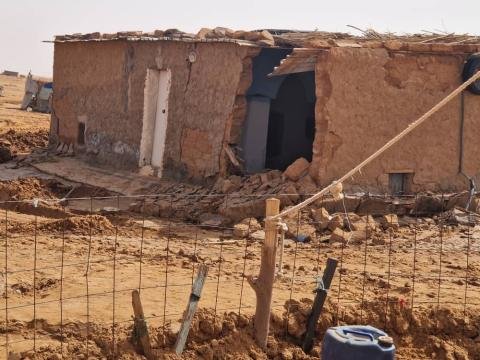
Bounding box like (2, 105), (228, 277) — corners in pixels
(0, 192), (479, 357)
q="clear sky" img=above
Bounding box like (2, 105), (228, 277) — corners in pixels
(1, 0), (479, 76)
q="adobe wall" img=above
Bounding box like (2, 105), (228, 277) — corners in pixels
(52, 40), (257, 179)
(130, 41), (258, 180)
(311, 48), (480, 192)
(52, 41), (135, 167)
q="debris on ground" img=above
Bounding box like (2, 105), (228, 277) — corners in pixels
(39, 215), (115, 235)
(0, 142), (13, 163)
(0, 177), (69, 201)
(444, 207), (480, 227)
(0, 129), (49, 155)
(283, 157), (311, 182)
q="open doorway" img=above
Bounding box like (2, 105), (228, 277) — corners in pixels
(265, 72), (316, 170)
(241, 49), (316, 173)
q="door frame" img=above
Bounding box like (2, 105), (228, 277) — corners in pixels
(139, 68), (171, 177)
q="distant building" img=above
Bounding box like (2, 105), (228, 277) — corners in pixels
(21, 72), (53, 113)
(49, 28), (480, 193)
(2, 70), (19, 77)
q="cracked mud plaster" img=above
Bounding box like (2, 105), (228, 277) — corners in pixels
(312, 47), (480, 192)
(53, 40), (254, 179)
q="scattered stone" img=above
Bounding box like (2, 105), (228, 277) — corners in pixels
(286, 223), (316, 242)
(279, 183), (300, 205)
(381, 214), (400, 230)
(250, 230), (265, 241)
(311, 207), (331, 230)
(196, 27), (212, 39)
(199, 213), (228, 228)
(283, 158), (310, 181)
(398, 216), (418, 227)
(330, 228), (350, 243)
(445, 208), (480, 227)
(267, 169), (282, 180)
(371, 235), (386, 245)
(328, 214), (343, 231)
(330, 228), (367, 244)
(295, 174), (318, 195)
(446, 192), (479, 213)
(232, 217), (262, 238)
(350, 215), (378, 234)
(221, 179), (238, 193)
(213, 26), (234, 38)
(280, 348), (294, 360)
(233, 223), (249, 238)
(258, 30), (275, 46)
(259, 172), (270, 185)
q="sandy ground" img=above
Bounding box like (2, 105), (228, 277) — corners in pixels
(0, 75), (480, 360)
(0, 75), (49, 135)
(1, 187), (480, 359)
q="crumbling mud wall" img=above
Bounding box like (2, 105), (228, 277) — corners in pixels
(52, 41), (130, 164)
(311, 48), (480, 192)
(220, 47), (260, 175)
(52, 40), (257, 179)
(130, 41), (258, 180)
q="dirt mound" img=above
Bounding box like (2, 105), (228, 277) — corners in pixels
(280, 298), (479, 359)
(0, 128), (49, 154)
(2, 309), (319, 360)
(67, 184), (118, 198)
(0, 177), (69, 202)
(3, 299), (480, 359)
(39, 215), (115, 235)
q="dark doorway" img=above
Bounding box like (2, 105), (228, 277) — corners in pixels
(265, 72), (316, 170)
(77, 122), (86, 145)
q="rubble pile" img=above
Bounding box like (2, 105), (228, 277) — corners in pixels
(0, 128), (49, 157)
(129, 157), (480, 244)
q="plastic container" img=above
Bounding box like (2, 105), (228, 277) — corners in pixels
(322, 325), (395, 360)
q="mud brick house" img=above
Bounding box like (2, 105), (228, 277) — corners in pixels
(49, 28), (480, 193)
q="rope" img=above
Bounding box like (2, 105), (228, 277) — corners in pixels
(270, 70), (480, 221)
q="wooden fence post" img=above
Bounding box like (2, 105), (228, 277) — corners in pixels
(248, 197), (280, 349)
(132, 290), (154, 360)
(174, 264), (208, 355)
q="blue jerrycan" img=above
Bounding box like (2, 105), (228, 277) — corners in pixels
(322, 325), (395, 360)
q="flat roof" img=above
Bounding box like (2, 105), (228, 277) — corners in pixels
(46, 28), (480, 54)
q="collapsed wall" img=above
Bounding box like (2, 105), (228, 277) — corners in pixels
(51, 40), (259, 181)
(310, 48), (480, 193)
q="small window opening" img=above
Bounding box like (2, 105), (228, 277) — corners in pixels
(77, 122), (86, 145)
(389, 173), (413, 195)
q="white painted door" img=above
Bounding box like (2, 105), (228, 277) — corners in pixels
(151, 69), (171, 176)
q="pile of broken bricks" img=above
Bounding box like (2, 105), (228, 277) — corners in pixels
(129, 156), (480, 240)
(230, 205), (401, 245)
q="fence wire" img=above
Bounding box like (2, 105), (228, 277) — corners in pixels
(0, 192), (478, 357)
